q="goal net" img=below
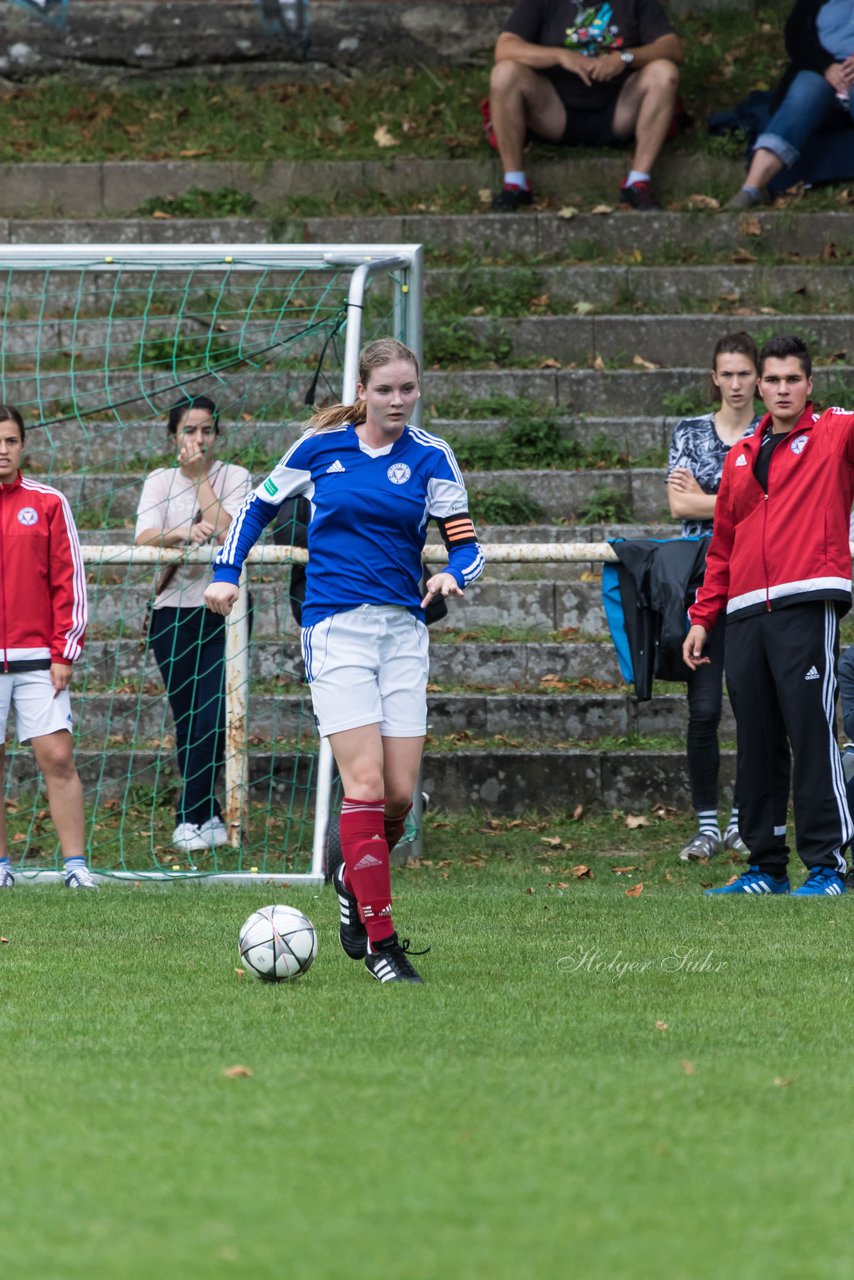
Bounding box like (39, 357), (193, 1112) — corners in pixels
(0, 244), (423, 884)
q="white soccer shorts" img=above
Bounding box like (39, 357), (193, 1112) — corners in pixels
(301, 604), (429, 737)
(0, 669), (74, 744)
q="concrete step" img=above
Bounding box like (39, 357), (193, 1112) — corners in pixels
(4, 744), (730, 814)
(66, 689), (712, 745)
(81, 636), (627, 687)
(27, 416), (674, 470)
(426, 264), (854, 314)
(423, 366), (854, 417)
(82, 577), (610, 637)
(0, 156), (748, 218)
(442, 314), (854, 368)
(300, 211), (854, 260)
(58, 465), (669, 523)
(1, 210), (852, 260)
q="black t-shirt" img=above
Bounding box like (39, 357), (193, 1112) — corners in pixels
(753, 425), (792, 493)
(502, 0), (675, 111)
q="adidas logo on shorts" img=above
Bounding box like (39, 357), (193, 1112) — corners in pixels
(326, 459), (346, 474)
(805, 665), (820, 681)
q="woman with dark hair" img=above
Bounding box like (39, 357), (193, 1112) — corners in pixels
(205, 339), (484, 984)
(135, 396), (251, 853)
(727, 0), (854, 209)
(666, 333), (761, 862)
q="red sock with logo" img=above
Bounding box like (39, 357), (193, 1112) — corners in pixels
(384, 802), (412, 853)
(340, 796), (395, 943)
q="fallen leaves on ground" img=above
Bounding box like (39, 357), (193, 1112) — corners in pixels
(682, 1060), (696, 1075)
(373, 125), (398, 148)
(732, 247), (757, 263)
(739, 214), (762, 236)
(655, 1020), (668, 1031)
(773, 1076), (794, 1088)
(222, 1064), (254, 1078)
(571, 864), (592, 878)
(591, 204), (613, 215)
(686, 194), (720, 210)
(611, 865), (638, 875)
(632, 354), (660, 371)
(625, 882), (644, 897)
(557, 205), (579, 219)
(625, 814), (650, 829)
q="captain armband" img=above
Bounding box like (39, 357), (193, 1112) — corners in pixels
(435, 512), (478, 550)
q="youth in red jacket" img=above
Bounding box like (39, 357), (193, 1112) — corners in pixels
(689, 401), (854, 632)
(0, 407), (95, 891)
(684, 336), (853, 897)
(0, 469), (87, 669)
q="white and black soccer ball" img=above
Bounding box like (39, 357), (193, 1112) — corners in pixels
(238, 904), (317, 981)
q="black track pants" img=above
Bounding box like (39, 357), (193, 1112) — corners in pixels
(724, 601), (851, 874)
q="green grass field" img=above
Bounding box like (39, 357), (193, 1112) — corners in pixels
(1, 810), (851, 1280)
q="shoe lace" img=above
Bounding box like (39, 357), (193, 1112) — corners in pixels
(395, 937), (430, 958)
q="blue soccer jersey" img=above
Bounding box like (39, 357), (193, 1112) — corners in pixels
(214, 423), (485, 626)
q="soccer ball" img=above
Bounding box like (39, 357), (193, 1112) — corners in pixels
(238, 904), (317, 981)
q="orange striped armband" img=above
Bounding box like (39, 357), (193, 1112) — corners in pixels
(441, 515), (477, 544)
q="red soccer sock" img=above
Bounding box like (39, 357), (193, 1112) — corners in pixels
(384, 801), (412, 853)
(340, 796), (395, 943)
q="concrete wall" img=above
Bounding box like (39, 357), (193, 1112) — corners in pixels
(0, 1), (769, 81)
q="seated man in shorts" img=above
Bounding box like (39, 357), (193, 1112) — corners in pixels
(489, 0), (683, 211)
(0, 406), (95, 889)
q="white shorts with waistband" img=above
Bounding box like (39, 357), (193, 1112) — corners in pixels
(0, 669), (74, 744)
(300, 605), (429, 738)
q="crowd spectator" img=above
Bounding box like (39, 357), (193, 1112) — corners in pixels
(488, 0), (683, 211)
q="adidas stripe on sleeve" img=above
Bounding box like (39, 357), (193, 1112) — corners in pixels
(213, 437), (315, 586)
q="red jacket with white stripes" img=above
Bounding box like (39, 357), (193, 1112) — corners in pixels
(689, 403), (854, 632)
(0, 471), (87, 670)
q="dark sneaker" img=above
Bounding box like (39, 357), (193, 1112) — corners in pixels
(332, 862), (367, 959)
(725, 187), (768, 211)
(491, 184), (534, 213)
(705, 866), (789, 895)
(0, 864), (15, 888)
(791, 867), (846, 897)
(365, 933), (429, 984)
(619, 179), (660, 211)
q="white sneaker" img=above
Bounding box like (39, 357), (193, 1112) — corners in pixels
(0, 863), (15, 888)
(64, 863), (98, 889)
(172, 822), (207, 852)
(197, 816), (229, 847)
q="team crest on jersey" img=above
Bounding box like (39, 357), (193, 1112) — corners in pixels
(735, 455), (747, 467)
(790, 434), (808, 455)
(387, 462), (411, 485)
(17, 507), (38, 525)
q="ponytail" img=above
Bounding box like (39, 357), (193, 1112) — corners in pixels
(308, 397), (368, 432)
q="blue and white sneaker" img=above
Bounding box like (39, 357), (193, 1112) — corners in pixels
(0, 863), (15, 888)
(705, 866), (790, 895)
(64, 862), (98, 890)
(791, 867), (846, 897)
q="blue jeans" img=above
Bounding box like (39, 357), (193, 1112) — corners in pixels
(755, 70), (854, 168)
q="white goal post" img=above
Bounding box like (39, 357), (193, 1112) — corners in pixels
(2, 243), (423, 886)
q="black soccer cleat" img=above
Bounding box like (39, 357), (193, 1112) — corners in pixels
(332, 862), (368, 960)
(364, 933), (429, 984)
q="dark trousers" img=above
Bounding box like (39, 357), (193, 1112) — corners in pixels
(149, 606), (226, 826)
(685, 617), (738, 815)
(725, 601), (851, 874)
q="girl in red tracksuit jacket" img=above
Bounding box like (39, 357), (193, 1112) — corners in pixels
(685, 335), (854, 897)
(0, 405), (95, 889)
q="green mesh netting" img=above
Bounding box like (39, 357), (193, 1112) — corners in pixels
(1, 250), (416, 880)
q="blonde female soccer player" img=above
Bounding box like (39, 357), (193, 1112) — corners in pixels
(205, 339), (485, 983)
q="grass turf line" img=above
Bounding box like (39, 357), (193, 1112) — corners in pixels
(0, 810), (851, 1279)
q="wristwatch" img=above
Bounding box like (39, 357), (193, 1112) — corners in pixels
(620, 50), (635, 64)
